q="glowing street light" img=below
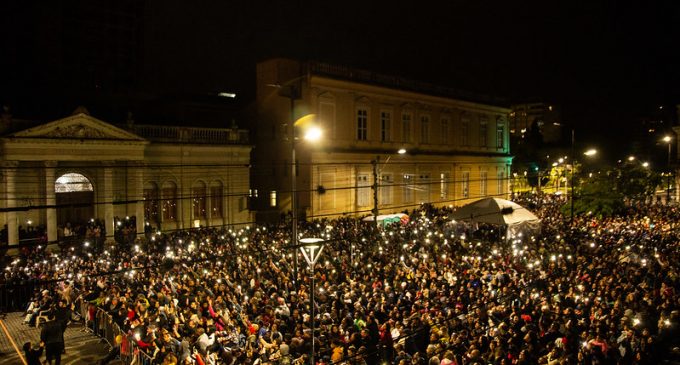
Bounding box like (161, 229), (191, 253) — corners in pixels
(583, 149), (597, 156)
(299, 237), (325, 365)
(304, 126), (322, 142)
(663, 135), (673, 202)
(372, 149), (408, 228)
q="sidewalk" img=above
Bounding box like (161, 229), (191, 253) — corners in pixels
(0, 312), (122, 365)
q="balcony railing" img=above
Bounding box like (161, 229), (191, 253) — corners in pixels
(132, 125), (249, 145)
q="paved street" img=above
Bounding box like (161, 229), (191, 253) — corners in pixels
(0, 312), (122, 365)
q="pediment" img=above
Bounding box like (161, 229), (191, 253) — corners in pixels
(9, 113), (146, 142)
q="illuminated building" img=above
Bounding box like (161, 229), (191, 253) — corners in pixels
(252, 59), (513, 222)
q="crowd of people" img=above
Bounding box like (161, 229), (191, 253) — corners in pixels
(2, 193), (680, 364)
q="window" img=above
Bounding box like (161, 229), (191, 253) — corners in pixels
(357, 108), (368, 141)
(403, 173), (413, 203)
(441, 118), (449, 145)
(144, 182), (159, 224)
(210, 184), (223, 218)
(480, 119), (488, 147)
(417, 173), (431, 203)
(161, 182), (178, 221)
(356, 174), (370, 207)
(461, 171), (470, 198)
(55, 173), (93, 192)
(497, 124), (505, 149)
(270, 191), (277, 207)
(461, 118), (469, 146)
(402, 113), (411, 142)
(380, 111), (391, 142)
(192, 185), (207, 219)
(420, 115), (430, 143)
(497, 171), (505, 195)
(440, 173), (449, 200)
(480, 171), (488, 196)
(380, 174), (393, 205)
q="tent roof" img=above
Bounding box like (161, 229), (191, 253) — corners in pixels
(451, 197), (539, 226)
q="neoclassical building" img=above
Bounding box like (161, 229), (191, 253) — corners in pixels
(0, 109), (252, 249)
(252, 59), (513, 222)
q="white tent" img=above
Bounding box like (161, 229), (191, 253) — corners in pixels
(451, 197), (539, 226)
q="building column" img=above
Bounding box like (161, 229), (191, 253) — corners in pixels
(179, 181), (189, 230)
(4, 161), (19, 254)
(102, 163), (115, 243)
(134, 162), (145, 238)
(205, 187), (212, 228)
(44, 161), (58, 244)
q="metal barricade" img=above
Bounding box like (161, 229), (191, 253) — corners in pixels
(77, 298), (155, 365)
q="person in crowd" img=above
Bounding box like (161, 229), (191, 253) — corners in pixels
(2, 195), (679, 364)
(40, 312), (64, 365)
(23, 341), (44, 365)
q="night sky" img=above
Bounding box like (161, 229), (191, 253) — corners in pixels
(2, 0), (680, 158)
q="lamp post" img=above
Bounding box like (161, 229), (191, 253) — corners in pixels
(371, 148), (406, 230)
(272, 81), (322, 292)
(299, 237), (325, 365)
(664, 135), (673, 203)
(570, 148), (598, 222)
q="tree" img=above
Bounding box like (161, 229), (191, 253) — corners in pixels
(613, 162), (661, 202)
(561, 162), (661, 218)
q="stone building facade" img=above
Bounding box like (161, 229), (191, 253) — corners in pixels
(0, 109), (252, 250)
(252, 59), (513, 222)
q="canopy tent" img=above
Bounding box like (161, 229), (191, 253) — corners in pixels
(362, 213), (410, 227)
(451, 198), (541, 240)
(451, 197), (539, 226)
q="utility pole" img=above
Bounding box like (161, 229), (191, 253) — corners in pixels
(570, 129), (575, 224)
(284, 84), (300, 291)
(372, 156), (379, 230)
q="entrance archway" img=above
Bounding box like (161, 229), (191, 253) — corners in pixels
(55, 172), (95, 227)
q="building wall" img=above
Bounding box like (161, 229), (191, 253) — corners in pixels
(0, 115), (253, 247)
(510, 102), (562, 144)
(254, 59), (512, 221)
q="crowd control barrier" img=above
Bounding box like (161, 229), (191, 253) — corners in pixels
(77, 298), (154, 365)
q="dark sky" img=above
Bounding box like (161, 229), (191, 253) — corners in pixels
(3, 0), (680, 155)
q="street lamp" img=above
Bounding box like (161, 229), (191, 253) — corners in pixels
(299, 237), (325, 365)
(570, 147), (597, 223)
(371, 148), (407, 229)
(271, 81), (322, 292)
(663, 135), (673, 202)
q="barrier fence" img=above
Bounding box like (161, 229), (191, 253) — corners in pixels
(77, 298), (154, 365)
(0, 281), (46, 313)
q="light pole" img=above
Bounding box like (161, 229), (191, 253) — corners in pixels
(570, 148), (597, 222)
(371, 148), (406, 230)
(299, 237), (325, 365)
(664, 135), (673, 203)
(272, 81), (321, 292)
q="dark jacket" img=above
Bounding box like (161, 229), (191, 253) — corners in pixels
(41, 320), (65, 346)
(24, 346), (43, 365)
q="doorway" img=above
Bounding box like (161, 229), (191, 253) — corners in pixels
(55, 173), (95, 227)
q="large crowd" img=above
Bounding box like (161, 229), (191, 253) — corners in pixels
(2, 193), (680, 365)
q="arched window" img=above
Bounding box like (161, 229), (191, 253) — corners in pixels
(192, 181), (207, 219)
(161, 181), (177, 221)
(55, 173), (93, 193)
(144, 182), (159, 224)
(210, 181), (223, 218)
